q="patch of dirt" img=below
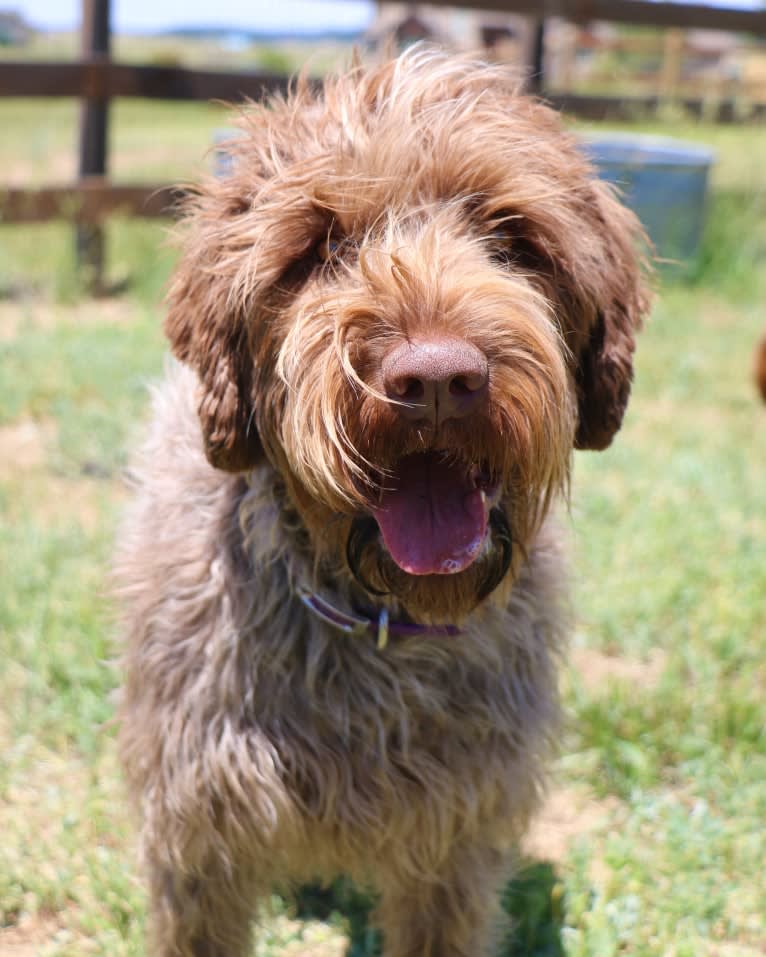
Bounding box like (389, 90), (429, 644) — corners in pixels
(0, 913), (69, 957)
(6, 154), (75, 188)
(31, 473), (117, 534)
(0, 419), (58, 477)
(569, 646), (667, 695)
(522, 786), (623, 865)
(637, 393), (733, 434)
(0, 305), (22, 343)
(0, 710), (11, 750)
(0, 299), (145, 342)
(0, 421), (121, 531)
(707, 945), (766, 957)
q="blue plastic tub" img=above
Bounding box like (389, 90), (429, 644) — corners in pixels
(580, 134), (715, 267)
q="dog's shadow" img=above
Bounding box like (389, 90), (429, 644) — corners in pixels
(293, 859), (566, 957)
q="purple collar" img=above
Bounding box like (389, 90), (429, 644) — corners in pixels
(297, 587), (462, 650)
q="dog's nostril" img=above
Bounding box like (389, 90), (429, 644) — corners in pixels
(449, 372), (485, 396)
(393, 377), (425, 401)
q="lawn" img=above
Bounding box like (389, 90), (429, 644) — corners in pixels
(1, 71), (765, 956)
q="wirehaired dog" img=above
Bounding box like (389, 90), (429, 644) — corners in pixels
(755, 332), (766, 401)
(115, 49), (650, 957)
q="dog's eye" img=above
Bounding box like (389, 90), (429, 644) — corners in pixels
(488, 227), (548, 275)
(489, 244), (514, 269)
(317, 237), (341, 262)
(488, 231), (515, 269)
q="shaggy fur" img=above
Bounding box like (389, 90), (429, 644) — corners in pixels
(115, 49), (650, 957)
(755, 332), (766, 402)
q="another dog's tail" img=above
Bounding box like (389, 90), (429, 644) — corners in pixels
(755, 333), (766, 403)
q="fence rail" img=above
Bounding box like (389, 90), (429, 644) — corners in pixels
(422, 0), (766, 32)
(4, 59), (766, 119)
(1, 180), (184, 224)
(0, 60), (291, 100)
(3, 0), (766, 282)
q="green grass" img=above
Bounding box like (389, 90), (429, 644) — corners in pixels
(0, 29), (355, 75)
(0, 98), (230, 188)
(1, 87), (766, 955)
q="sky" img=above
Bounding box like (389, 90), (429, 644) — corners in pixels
(16, 0), (375, 35)
(14, 0), (764, 36)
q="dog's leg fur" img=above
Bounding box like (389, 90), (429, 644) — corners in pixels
(145, 855), (258, 957)
(376, 845), (509, 957)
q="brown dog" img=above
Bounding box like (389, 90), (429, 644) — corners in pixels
(755, 333), (766, 401)
(115, 49), (650, 956)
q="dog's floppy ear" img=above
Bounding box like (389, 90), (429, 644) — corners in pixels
(568, 180), (652, 451)
(164, 190), (263, 473)
(754, 332), (766, 403)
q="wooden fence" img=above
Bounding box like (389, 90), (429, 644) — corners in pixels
(2, 0), (766, 281)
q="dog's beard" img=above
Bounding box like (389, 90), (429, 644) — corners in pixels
(346, 507), (513, 619)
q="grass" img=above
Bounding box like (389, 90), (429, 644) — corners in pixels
(1, 80), (766, 956)
(0, 29), (356, 75)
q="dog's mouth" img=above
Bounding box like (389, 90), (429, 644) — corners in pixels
(370, 452), (498, 576)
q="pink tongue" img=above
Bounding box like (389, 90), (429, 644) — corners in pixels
(372, 454), (487, 576)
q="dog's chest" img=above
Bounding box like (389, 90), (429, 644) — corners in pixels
(241, 631), (542, 838)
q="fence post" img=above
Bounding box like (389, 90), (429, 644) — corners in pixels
(659, 27), (684, 100)
(527, 18), (546, 95)
(76, 0), (110, 291)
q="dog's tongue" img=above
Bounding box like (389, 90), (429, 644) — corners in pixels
(372, 454), (487, 575)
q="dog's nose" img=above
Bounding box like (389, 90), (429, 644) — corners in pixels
(382, 338), (489, 423)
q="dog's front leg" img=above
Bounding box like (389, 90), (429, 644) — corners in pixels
(144, 853), (260, 957)
(375, 845), (510, 957)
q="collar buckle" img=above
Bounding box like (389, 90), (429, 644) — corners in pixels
(376, 607), (389, 650)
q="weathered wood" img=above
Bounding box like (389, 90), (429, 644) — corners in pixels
(406, 0), (766, 33)
(0, 181), (186, 224)
(527, 19), (546, 95)
(545, 92), (761, 123)
(659, 28), (684, 98)
(107, 62), (293, 100)
(0, 60), (292, 100)
(0, 61), (84, 96)
(77, 0), (111, 285)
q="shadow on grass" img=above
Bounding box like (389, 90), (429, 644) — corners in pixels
(499, 861), (566, 957)
(294, 860), (565, 957)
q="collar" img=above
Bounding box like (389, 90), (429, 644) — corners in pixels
(297, 587), (462, 650)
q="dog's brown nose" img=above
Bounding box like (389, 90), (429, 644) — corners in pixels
(382, 338), (488, 423)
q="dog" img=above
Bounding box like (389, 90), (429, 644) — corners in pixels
(115, 49), (650, 957)
(755, 333), (766, 402)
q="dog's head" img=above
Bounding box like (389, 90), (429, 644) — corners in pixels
(166, 50), (650, 622)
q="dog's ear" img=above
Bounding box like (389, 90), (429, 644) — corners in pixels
(567, 180), (652, 452)
(164, 190), (263, 473)
(754, 333), (766, 403)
